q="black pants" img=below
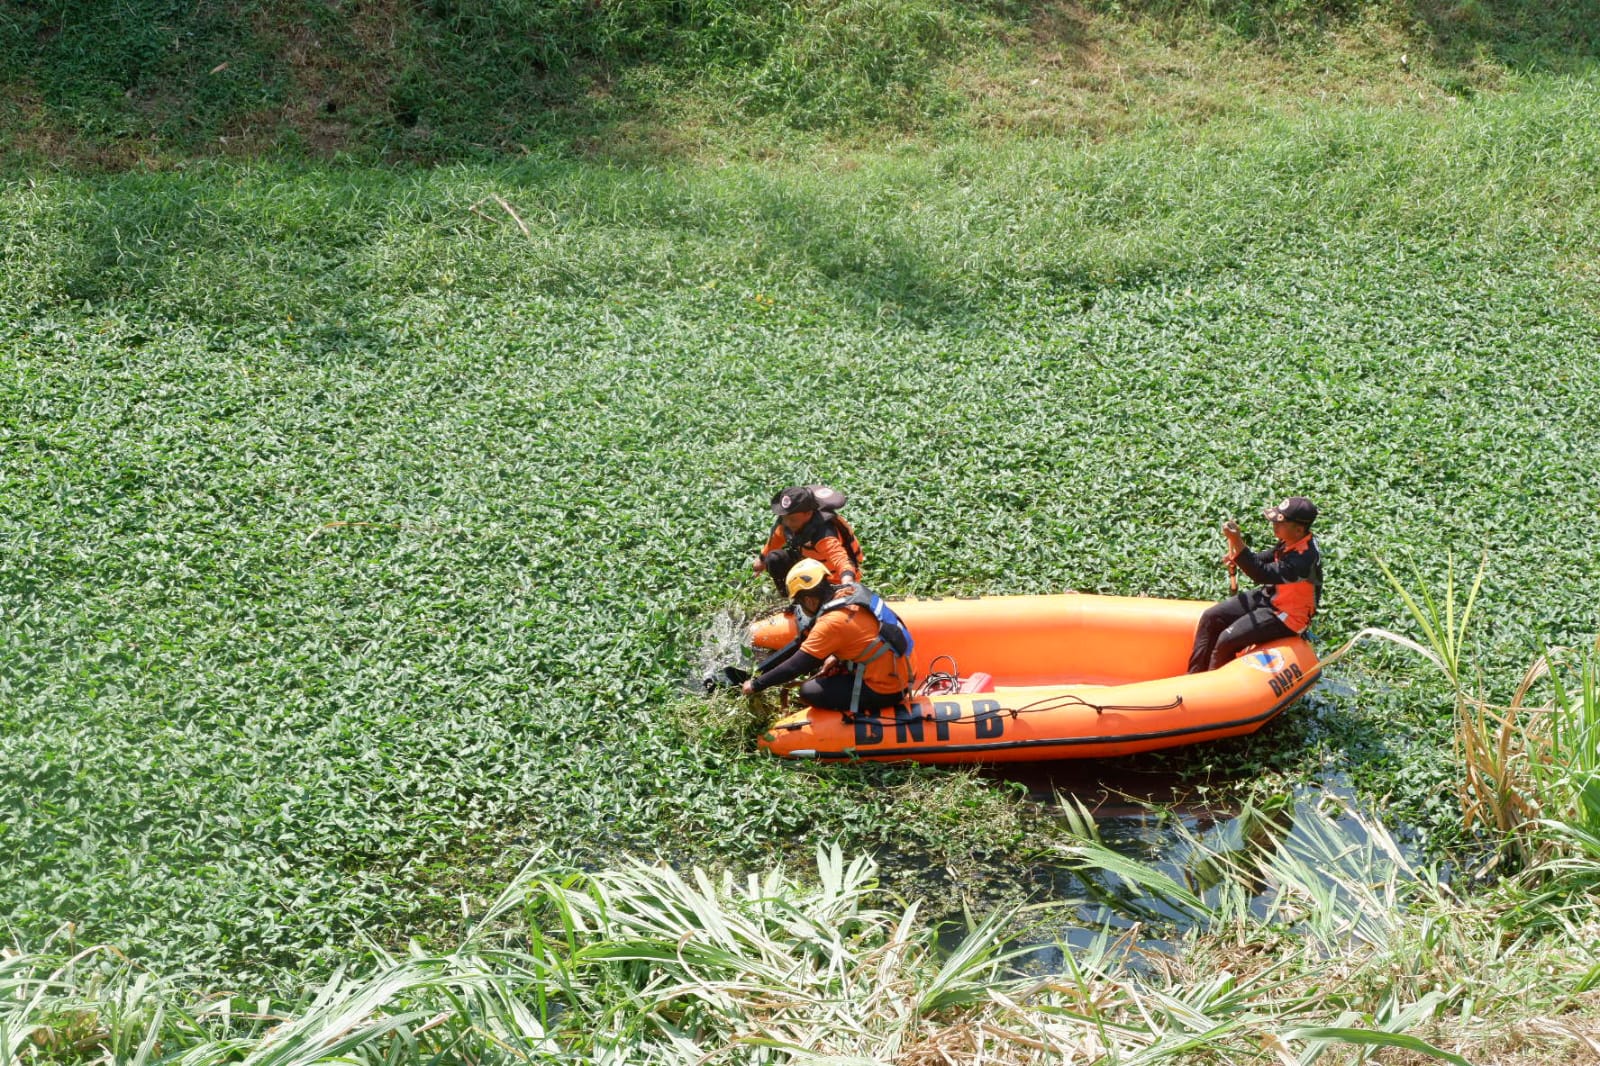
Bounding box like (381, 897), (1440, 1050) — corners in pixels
(1187, 592), (1295, 673)
(798, 672), (903, 713)
(763, 548), (799, 595)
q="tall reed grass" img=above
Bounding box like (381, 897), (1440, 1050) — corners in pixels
(1535, 642), (1600, 835)
(1377, 557), (1600, 871)
(20, 834), (1600, 1065)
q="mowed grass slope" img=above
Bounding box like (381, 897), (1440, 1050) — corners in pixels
(3, 73), (1600, 981)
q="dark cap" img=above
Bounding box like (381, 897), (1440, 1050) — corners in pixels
(770, 486), (817, 515)
(1263, 496), (1318, 526)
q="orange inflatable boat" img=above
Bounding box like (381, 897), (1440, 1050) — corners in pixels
(750, 593), (1319, 764)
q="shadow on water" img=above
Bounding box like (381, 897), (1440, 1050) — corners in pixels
(959, 753), (1423, 974)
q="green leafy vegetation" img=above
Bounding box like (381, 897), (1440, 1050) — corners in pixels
(4, 69), (1600, 987)
(4, 6), (1600, 1061)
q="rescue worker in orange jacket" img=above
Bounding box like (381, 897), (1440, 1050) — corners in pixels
(752, 485), (862, 595)
(1187, 496), (1323, 674)
(742, 560), (913, 713)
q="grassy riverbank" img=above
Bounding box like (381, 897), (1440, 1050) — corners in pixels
(9, 826), (1600, 1065)
(5, 0), (1597, 164)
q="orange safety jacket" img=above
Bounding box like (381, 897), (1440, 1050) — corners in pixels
(762, 511), (862, 584)
(798, 601), (911, 696)
(1234, 533), (1322, 633)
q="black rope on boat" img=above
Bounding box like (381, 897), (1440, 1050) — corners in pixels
(1092, 696), (1184, 714)
(835, 692), (1184, 728)
(999, 693), (1185, 718)
(909, 657), (1188, 719)
(915, 654), (962, 697)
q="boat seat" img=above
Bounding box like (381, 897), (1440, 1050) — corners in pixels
(955, 672), (995, 694)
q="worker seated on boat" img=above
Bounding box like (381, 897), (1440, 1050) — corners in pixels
(1187, 496), (1323, 674)
(752, 485), (862, 596)
(742, 559), (914, 714)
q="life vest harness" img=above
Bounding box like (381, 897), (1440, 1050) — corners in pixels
(776, 511), (863, 571)
(797, 585), (915, 714)
(1261, 537), (1323, 630)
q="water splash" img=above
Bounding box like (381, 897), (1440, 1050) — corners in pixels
(690, 606), (755, 692)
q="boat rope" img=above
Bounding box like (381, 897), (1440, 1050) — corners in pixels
(773, 630), (1428, 732)
(825, 691), (1184, 728)
(999, 693), (1184, 718)
(915, 654), (963, 696)
(908, 653), (1183, 716)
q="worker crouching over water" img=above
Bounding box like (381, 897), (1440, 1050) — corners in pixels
(742, 559), (915, 714)
(752, 485), (863, 595)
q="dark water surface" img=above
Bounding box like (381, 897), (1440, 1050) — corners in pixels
(965, 746), (1419, 971)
